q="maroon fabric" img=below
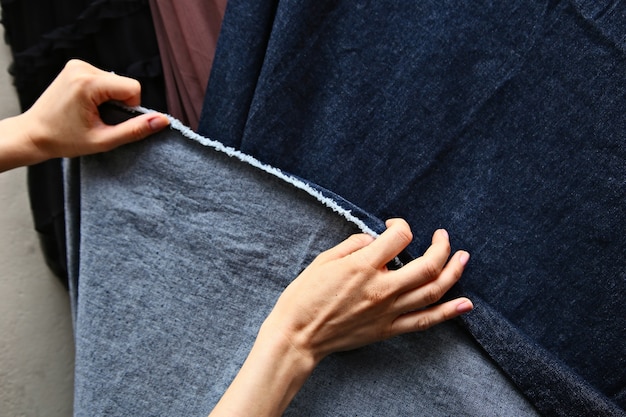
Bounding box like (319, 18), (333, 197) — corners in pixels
(149, 0), (227, 129)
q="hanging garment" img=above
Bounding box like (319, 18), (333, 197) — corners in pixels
(64, 105), (539, 416)
(0, 0), (166, 285)
(148, 0), (227, 129)
(197, 1), (626, 415)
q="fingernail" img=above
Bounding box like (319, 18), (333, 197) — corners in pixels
(439, 229), (449, 239)
(459, 251), (470, 266)
(149, 115), (170, 131)
(456, 300), (474, 313)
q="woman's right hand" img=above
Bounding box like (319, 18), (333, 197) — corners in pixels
(209, 219), (473, 417)
(263, 218), (473, 365)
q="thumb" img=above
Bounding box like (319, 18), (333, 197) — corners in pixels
(97, 113), (170, 150)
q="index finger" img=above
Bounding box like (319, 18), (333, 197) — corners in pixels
(94, 72), (142, 107)
(353, 218), (413, 269)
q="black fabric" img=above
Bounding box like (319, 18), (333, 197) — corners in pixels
(0, 0), (166, 285)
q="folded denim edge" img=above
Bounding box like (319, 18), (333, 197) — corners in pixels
(115, 103), (382, 239)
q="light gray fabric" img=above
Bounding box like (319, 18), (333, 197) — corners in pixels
(66, 107), (539, 416)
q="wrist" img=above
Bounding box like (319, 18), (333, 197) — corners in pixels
(0, 114), (49, 172)
(251, 321), (318, 405)
(209, 321), (317, 417)
(256, 319), (319, 374)
(20, 108), (58, 160)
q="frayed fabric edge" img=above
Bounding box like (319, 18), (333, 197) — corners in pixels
(131, 105), (380, 239)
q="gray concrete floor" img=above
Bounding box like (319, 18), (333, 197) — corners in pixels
(0, 18), (75, 417)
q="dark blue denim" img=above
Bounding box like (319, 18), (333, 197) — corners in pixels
(199, 0), (626, 415)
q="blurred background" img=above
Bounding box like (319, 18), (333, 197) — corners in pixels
(0, 10), (75, 416)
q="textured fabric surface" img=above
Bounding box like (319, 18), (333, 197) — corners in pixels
(66, 106), (538, 416)
(198, 1), (626, 415)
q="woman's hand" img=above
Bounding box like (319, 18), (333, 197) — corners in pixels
(263, 218), (472, 364)
(210, 219), (472, 417)
(0, 59), (170, 172)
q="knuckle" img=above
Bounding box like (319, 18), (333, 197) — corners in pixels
(64, 59), (83, 72)
(421, 259), (441, 281)
(441, 306), (457, 322)
(413, 314), (434, 331)
(424, 284), (444, 305)
(130, 123), (148, 140)
(392, 222), (413, 246)
(365, 284), (387, 305)
(348, 233), (373, 247)
(352, 249), (379, 273)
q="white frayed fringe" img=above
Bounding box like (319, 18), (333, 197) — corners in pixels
(133, 106), (379, 238)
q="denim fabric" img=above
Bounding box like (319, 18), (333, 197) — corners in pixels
(198, 0), (626, 414)
(65, 105), (538, 416)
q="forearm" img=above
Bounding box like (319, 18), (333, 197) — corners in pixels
(0, 113), (48, 172)
(209, 321), (316, 417)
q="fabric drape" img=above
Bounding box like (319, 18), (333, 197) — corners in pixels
(66, 105), (539, 416)
(198, 1), (626, 414)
